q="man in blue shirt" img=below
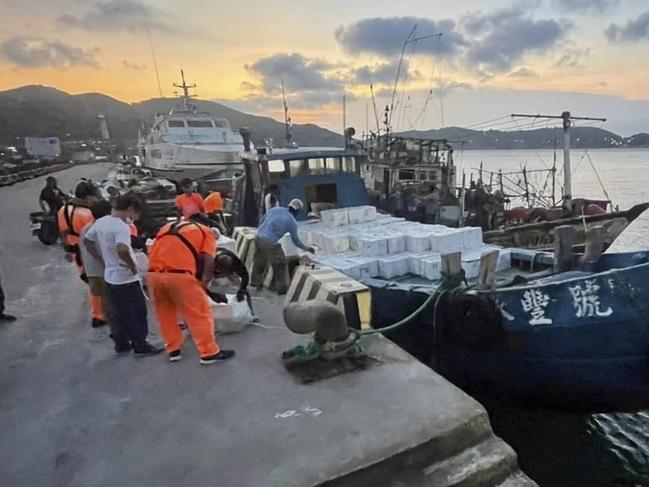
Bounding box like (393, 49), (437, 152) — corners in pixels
(251, 199), (314, 294)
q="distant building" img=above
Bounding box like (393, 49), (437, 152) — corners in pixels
(97, 114), (110, 140)
(24, 137), (61, 160)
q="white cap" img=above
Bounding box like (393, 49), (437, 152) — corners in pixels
(288, 199), (303, 211)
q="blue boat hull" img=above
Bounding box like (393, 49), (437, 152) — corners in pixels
(366, 252), (649, 413)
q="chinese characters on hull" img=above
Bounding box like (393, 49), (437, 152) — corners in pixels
(521, 289), (552, 326)
(568, 280), (613, 318)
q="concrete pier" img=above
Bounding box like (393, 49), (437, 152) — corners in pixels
(0, 164), (535, 486)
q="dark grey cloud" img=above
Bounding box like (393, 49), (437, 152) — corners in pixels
(606, 12), (649, 43)
(244, 53), (343, 94)
(554, 0), (618, 13)
(349, 59), (421, 86)
(0, 37), (99, 68)
(58, 0), (171, 33)
(243, 53), (346, 109)
(335, 17), (467, 57)
(463, 6), (572, 73)
(122, 60), (146, 70)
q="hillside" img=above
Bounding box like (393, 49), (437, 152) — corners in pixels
(399, 126), (649, 149)
(1, 85), (647, 149)
(0, 85), (343, 147)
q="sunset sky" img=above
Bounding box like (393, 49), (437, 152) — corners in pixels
(2, 0), (649, 134)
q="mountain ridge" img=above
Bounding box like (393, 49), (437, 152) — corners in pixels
(0, 85), (647, 149)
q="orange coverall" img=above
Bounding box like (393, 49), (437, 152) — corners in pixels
(147, 221), (220, 357)
(57, 203), (104, 321)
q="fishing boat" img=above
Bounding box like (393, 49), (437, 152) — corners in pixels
(231, 131), (649, 413)
(363, 112), (649, 253)
(367, 248), (649, 413)
(140, 71), (245, 181)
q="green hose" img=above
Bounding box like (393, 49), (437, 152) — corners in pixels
(360, 271), (466, 336)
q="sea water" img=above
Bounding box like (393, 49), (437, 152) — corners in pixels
(461, 148), (649, 486)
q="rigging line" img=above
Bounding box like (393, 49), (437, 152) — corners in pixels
(492, 118), (561, 131)
(389, 24), (418, 129)
(397, 39), (418, 132)
(498, 121), (563, 133)
(146, 28), (163, 98)
(586, 152), (613, 203)
(464, 115), (512, 130)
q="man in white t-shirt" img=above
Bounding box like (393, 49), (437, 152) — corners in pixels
(80, 200), (112, 328)
(84, 193), (163, 356)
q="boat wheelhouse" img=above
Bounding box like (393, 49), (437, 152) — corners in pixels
(363, 135), (461, 226)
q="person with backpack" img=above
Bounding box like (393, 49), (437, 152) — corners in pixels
(147, 213), (235, 365)
(57, 181), (105, 327)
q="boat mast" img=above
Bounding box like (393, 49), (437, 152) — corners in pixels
(510, 112), (606, 202)
(281, 79), (292, 146)
(173, 70), (196, 110)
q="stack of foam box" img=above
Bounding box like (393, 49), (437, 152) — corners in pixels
(296, 206), (511, 282)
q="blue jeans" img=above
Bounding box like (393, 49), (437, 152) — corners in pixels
(106, 281), (149, 351)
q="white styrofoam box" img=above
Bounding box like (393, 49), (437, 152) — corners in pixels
(217, 235), (237, 253)
(497, 249), (512, 271)
(279, 233), (301, 257)
(462, 227), (483, 251)
(347, 205), (377, 224)
(298, 228), (314, 247)
(406, 233), (431, 253)
(430, 229), (464, 253)
(406, 252), (441, 276)
(320, 208), (349, 226)
(461, 258), (481, 279)
(357, 237), (388, 257)
(378, 255), (410, 279)
(422, 256), (442, 281)
(321, 233), (350, 253)
(340, 256), (379, 280)
(386, 234), (406, 255)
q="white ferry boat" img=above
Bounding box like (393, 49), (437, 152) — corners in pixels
(140, 71), (245, 180)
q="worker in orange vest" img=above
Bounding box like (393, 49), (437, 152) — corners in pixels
(204, 190), (229, 233)
(147, 215), (235, 364)
(57, 181), (105, 327)
(175, 178), (204, 219)
(203, 190), (223, 215)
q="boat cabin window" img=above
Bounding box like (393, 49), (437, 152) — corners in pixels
(267, 159), (287, 178)
(325, 157), (340, 172)
(398, 169), (415, 181)
(308, 158), (326, 175)
(342, 156), (357, 173)
(187, 120), (214, 128)
(213, 120), (230, 128)
(150, 149), (162, 159)
(289, 159), (307, 178)
(168, 120), (185, 128)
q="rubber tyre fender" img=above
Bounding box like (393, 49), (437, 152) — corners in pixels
(445, 293), (503, 348)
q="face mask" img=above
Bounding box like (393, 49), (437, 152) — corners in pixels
(125, 216), (134, 224)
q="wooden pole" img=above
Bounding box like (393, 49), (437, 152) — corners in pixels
(553, 225), (575, 272)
